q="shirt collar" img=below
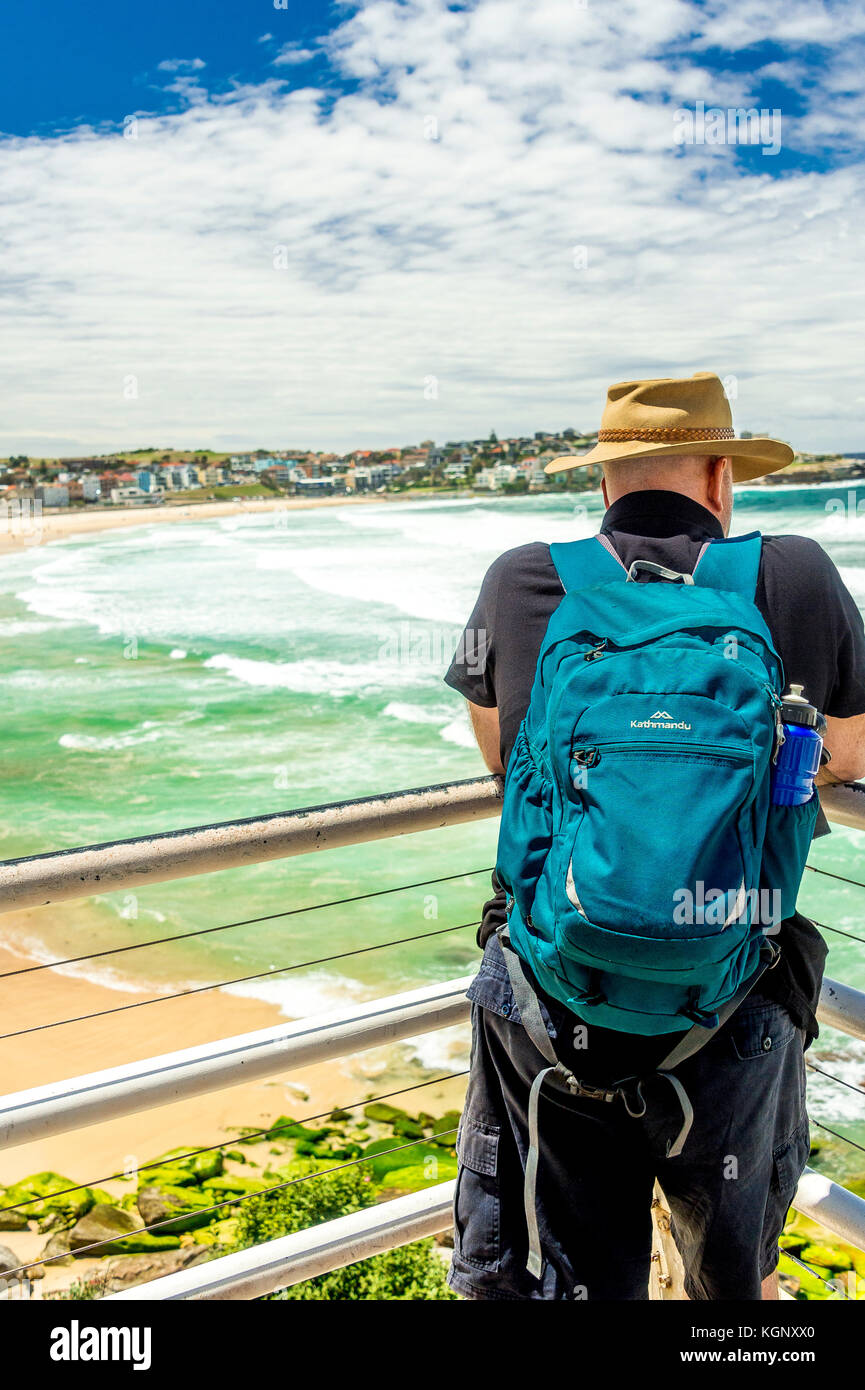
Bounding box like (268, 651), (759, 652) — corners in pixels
(600, 490), (725, 542)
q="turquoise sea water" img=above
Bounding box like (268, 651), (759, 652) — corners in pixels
(0, 487), (864, 1130)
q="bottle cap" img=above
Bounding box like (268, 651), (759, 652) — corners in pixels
(781, 684), (820, 728)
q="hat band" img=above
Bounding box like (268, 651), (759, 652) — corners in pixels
(598, 426), (735, 443)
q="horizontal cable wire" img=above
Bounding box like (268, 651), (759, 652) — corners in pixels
(0, 920), (479, 1041)
(806, 1062), (865, 1098)
(4, 1124), (462, 1280)
(782, 1249), (851, 1299)
(806, 864), (865, 892)
(811, 1119), (865, 1157)
(809, 918), (865, 948)
(0, 867), (494, 981)
(0, 1070), (468, 1220)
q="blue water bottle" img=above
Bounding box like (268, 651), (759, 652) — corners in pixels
(771, 684), (824, 806)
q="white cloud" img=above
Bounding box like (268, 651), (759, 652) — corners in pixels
(273, 45), (317, 66)
(0, 0), (863, 456)
(156, 57), (207, 72)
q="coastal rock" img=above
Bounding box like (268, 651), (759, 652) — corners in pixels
(136, 1186), (219, 1233)
(4, 1171), (94, 1232)
(102, 1245), (212, 1292)
(0, 1244), (20, 1275)
(139, 1147), (224, 1188)
(69, 1202), (157, 1257)
(38, 1230), (75, 1272)
(0, 1196), (28, 1231)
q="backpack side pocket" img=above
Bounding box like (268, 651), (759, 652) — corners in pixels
(760, 792), (819, 926)
(495, 727), (553, 926)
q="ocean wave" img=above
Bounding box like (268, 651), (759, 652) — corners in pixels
(397, 1021), (471, 1071)
(382, 700), (453, 725)
(439, 715), (476, 748)
(0, 618), (62, 636)
(58, 712), (204, 751)
(222, 970), (373, 1018)
(807, 1031), (865, 1124)
(204, 652), (426, 695)
(0, 930), (154, 995)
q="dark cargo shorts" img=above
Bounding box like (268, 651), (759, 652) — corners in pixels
(448, 937), (810, 1301)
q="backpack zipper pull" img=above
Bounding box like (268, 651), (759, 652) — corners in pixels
(584, 638), (608, 663)
(766, 687), (786, 765)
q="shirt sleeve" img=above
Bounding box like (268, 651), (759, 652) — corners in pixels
(443, 557), (500, 707)
(761, 535), (865, 719)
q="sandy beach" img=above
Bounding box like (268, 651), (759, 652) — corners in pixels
(0, 491), (403, 556)
(0, 919), (467, 1294)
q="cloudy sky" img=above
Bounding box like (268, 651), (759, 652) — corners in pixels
(2, 0), (864, 457)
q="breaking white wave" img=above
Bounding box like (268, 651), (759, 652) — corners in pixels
(222, 969), (373, 1018)
(204, 652), (426, 695)
(382, 700), (453, 725)
(439, 714), (476, 748)
(58, 712), (204, 751)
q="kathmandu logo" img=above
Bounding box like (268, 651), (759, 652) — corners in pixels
(630, 708), (692, 730)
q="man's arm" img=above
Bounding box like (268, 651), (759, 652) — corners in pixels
(467, 700), (504, 775)
(817, 712), (865, 786)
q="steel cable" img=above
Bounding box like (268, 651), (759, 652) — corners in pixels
(0, 1070), (468, 1220)
(3, 1125), (462, 1280)
(0, 867), (494, 981)
(811, 1119), (865, 1156)
(0, 920), (479, 1041)
(806, 1062), (865, 1098)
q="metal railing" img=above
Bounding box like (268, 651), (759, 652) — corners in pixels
(0, 775), (863, 1301)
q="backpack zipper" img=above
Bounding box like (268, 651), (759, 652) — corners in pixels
(571, 739), (752, 767)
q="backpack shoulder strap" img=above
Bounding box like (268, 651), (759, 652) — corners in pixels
(549, 535), (627, 593)
(691, 531), (762, 600)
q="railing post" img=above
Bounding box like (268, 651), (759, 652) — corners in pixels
(649, 1184), (686, 1299)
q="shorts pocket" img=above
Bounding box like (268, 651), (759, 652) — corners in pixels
(729, 998), (796, 1061)
(453, 1117), (501, 1272)
(773, 1122), (810, 1203)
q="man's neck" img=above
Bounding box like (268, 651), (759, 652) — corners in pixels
(601, 489), (725, 541)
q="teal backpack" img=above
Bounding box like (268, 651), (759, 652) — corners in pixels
(496, 531), (820, 1040)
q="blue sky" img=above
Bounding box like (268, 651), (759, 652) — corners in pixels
(0, 1), (338, 137)
(1, 0), (864, 456)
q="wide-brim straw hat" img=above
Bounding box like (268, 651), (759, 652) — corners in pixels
(545, 371), (793, 483)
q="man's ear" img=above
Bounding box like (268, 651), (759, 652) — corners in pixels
(601, 475), (610, 508)
(706, 456), (729, 513)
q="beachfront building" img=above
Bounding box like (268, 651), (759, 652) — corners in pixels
(35, 483), (70, 507)
(109, 484), (162, 506)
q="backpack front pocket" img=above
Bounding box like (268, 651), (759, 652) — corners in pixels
(560, 741), (755, 939)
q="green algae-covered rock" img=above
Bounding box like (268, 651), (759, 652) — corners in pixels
(361, 1139), (445, 1182)
(5, 1172), (95, 1232)
(136, 1186), (219, 1234)
(800, 1242), (854, 1274)
(379, 1153), (459, 1191)
(392, 1116), (425, 1139)
(138, 1147), (224, 1190)
(193, 1216), (240, 1248)
(265, 1116), (329, 1143)
(295, 1136), (362, 1162)
(430, 1111), (462, 1141)
(200, 1175), (267, 1197)
(363, 1103), (409, 1125)
(70, 1203), (182, 1255)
